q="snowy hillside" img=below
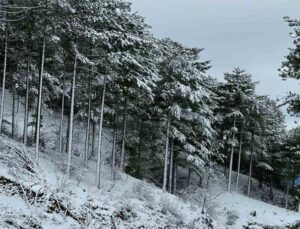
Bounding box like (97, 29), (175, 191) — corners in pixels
(0, 134), (222, 229)
(0, 90), (299, 228)
(0, 90), (222, 228)
(0, 87), (223, 229)
(0, 1), (300, 228)
(1, 134), (300, 229)
(215, 192), (300, 228)
(180, 169), (300, 228)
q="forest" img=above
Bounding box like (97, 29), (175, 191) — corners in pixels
(0, 1), (300, 228)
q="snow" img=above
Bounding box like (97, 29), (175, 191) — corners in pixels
(257, 162), (273, 171)
(0, 90), (221, 228)
(183, 166), (300, 228)
(0, 89), (299, 228)
(215, 192), (300, 228)
(0, 142), (223, 228)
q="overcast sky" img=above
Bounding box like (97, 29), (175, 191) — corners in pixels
(130, 0), (300, 129)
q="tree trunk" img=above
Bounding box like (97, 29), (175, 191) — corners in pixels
(65, 111), (71, 153)
(23, 50), (30, 146)
(259, 168), (263, 189)
(0, 30), (8, 131)
(96, 76), (106, 189)
(90, 120), (96, 159)
(269, 171), (274, 200)
(84, 74), (92, 163)
(111, 107), (118, 181)
(228, 118), (236, 192)
(187, 167), (192, 187)
(17, 95), (19, 113)
(120, 96), (128, 171)
(11, 87), (15, 138)
(59, 75), (65, 157)
(224, 149), (228, 177)
(162, 118), (170, 191)
(247, 131), (254, 197)
(66, 54), (77, 178)
(173, 162), (177, 193)
(292, 164), (296, 187)
(235, 123), (243, 191)
(35, 38), (46, 162)
(247, 152), (253, 197)
(201, 173), (211, 214)
(285, 159), (291, 209)
(168, 138), (174, 193)
(137, 119), (143, 178)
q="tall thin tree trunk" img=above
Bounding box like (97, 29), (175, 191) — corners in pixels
(168, 139), (174, 193)
(84, 74), (92, 163)
(87, 118), (92, 159)
(35, 38), (46, 162)
(59, 75), (65, 157)
(269, 150), (274, 200)
(90, 120), (96, 159)
(66, 54), (77, 178)
(259, 168), (263, 189)
(120, 96), (128, 171)
(111, 116), (117, 180)
(247, 152), (253, 197)
(285, 159), (291, 209)
(11, 87), (15, 138)
(96, 76), (106, 189)
(23, 51), (30, 146)
(65, 111), (71, 153)
(173, 162), (177, 193)
(17, 95), (19, 113)
(228, 118), (236, 192)
(111, 99), (119, 180)
(235, 122), (244, 191)
(0, 30), (8, 131)
(269, 171), (274, 200)
(137, 119), (143, 178)
(201, 173), (211, 214)
(224, 149), (228, 177)
(292, 164), (296, 187)
(247, 131), (254, 197)
(187, 167), (192, 187)
(162, 118), (170, 191)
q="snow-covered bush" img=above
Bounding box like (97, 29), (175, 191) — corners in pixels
(226, 210), (239, 226)
(159, 196), (181, 221)
(132, 181), (154, 203)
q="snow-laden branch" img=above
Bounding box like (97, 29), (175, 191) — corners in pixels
(0, 16), (26, 22)
(0, 3), (51, 22)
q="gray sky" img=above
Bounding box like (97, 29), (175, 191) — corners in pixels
(130, 0), (300, 129)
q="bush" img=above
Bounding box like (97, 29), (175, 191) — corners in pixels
(132, 182), (154, 203)
(226, 210), (239, 226)
(159, 196), (181, 221)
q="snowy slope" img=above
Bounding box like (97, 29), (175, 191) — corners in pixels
(182, 168), (300, 228)
(215, 192), (300, 228)
(0, 90), (222, 228)
(0, 134), (222, 228)
(1, 89), (300, 228)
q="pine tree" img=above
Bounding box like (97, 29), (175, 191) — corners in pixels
(280, 17), (300, 115)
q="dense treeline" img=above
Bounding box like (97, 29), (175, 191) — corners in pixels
(0, 0), (299, 209)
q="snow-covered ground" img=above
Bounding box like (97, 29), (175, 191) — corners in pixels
(0, 89), (300, 228)
(179, 167), (300, 228)
(0, 135), (222, 228)
(0, 90), (222, 228)
(215, 192), (300, 228)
